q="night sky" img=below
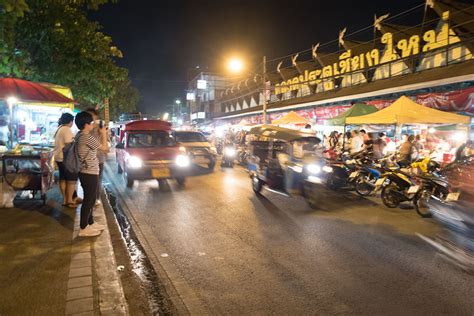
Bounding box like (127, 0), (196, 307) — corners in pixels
(91, 0), (421, 114)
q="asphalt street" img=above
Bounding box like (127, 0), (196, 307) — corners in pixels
(105, 161), (473, 315)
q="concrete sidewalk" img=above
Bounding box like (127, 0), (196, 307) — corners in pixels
(0, 187), (128, 315)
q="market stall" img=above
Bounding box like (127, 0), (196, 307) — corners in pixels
(0, 78), (76, 205)
(0, 78), (76, 146)
(346, 96), (471, 162)
(326, 103), (379, 126)
(272, 111), (310, 126)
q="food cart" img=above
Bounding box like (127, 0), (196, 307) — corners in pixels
(1, 147), (55, 205)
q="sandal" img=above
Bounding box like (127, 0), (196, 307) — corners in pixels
(74, 197), (83, 204)
(66, 203), (79, 208)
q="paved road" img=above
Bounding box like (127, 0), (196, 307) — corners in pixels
(105, 161), (473, 315)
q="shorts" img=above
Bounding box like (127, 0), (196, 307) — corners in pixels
(56, 161), (78, 181)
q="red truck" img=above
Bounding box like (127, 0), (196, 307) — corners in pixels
(115, 120), (190, 188)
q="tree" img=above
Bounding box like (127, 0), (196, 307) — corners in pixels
(109, 79), (140, 121)
(1, 0), (139, 113)
(0, 0), (29, 76)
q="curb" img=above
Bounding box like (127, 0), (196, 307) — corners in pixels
(65, 194), (129, 315)
(104, 163), (209, 315)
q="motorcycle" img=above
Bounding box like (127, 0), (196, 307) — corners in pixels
(418, 156), (474, 271)
(324, 151), (371, 190)
(380, 155), (441, 212)
(353, 154), (398, 196)
(221, 144), (236, 168)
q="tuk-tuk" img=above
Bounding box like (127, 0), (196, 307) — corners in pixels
(246, 125), (325, 208)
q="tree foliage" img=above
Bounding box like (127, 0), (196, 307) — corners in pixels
(0, 0), (139, 113)
(109, 79), (140, 121)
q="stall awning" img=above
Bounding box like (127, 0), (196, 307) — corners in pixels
(272, 111), (309, 125)
(346, 96), (471, 125)
(326, 103), (378, 126)
(0, 78), (75, 104)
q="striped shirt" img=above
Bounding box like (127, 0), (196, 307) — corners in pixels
(77, 131), (101, 175)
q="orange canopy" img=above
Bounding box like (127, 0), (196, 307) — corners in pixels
(272, 111), (309, 125)
(346, 96), (470, 125)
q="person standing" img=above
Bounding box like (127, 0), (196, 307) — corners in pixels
(372, 133), (387, 159)
(360, 129), (369, 142)
(86, 108), (109, 206)
(349, 130), (364, 154)
(54, 113), (79, 207)
(75, 111), (107, 237)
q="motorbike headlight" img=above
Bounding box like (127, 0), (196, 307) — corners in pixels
(307, 164), (321, 174)
(176, 154), (190, 167)
(322, 166), (333, 173)
(224, 147), (236, 157)
(128, 156), (143, 168)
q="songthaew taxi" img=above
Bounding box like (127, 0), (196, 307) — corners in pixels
(115, 120), (190, 188)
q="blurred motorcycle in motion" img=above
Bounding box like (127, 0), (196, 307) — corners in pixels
(418, 156), (474, 272)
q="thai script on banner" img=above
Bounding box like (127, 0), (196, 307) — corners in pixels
(275, 11), (469, 95)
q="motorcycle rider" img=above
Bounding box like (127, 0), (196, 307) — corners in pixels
(399, 135), (415, 166)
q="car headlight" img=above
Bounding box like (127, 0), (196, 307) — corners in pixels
(322, 166), (333, 173)
(128, 156), (143, 168)
(224, 147), (236, 157)
(307, 164), (321, 174)
(176, 154), (190, 167)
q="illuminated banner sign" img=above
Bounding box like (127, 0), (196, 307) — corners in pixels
(197, 80), (207, 90)
(275, 11), (470, 95)
(186, 92), (195, 101)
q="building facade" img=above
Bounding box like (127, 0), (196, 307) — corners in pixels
(213, 0), (474, 125)
(186, 71), (228, 124)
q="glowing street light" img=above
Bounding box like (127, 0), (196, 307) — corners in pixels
(227, 58), (244, 74)
(7, 96), (18, 108)
(175, 99), (181, 105)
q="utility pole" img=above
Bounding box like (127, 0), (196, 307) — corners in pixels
(262, 55), (267, 125)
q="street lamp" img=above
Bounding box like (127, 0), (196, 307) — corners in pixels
(227, 58), (244, 74)
(225, 56), (268, 124)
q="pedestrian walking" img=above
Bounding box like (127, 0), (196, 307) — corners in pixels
(54, 113), (80, 207)
(75, 111), (108, 237)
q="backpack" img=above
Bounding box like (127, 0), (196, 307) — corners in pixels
(63, 135), (83, 174)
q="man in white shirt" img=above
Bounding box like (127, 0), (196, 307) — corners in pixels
(350, 130), (364, 154)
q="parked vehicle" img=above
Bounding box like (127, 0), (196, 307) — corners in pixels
(175, 131), (217, 170)
(246, 125), (323, 208)
(379, 155), (440, 210)
(380, 169), (419, 208)
(115, 120), (190, 188)
(323, 151), (371, 191)
(353, 154), (398, 196)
